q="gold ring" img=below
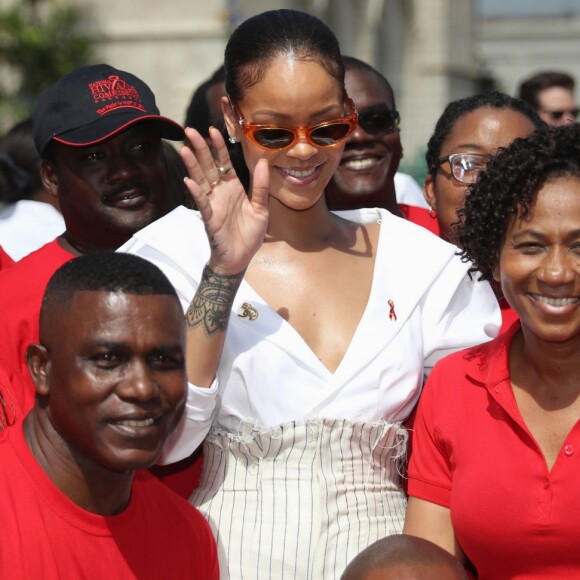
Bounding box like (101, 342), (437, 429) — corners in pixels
(210, 179), (221, 188)
(218, 165), (233, 177)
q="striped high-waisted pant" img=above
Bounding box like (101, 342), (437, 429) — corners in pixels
(190, 418), (408, 580)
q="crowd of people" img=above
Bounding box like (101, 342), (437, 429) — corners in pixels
(0, 8), (578, 580)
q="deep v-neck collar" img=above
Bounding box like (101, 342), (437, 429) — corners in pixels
(233, 209), (384, 377)
(125, 205), (461, 392)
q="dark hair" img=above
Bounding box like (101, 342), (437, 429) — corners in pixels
(224, 9), (344, 103)
(184, 65), (226, 134)
(0, 118), (43, 203)
(184, 78), (213, 134)
(455, 123), (580, 281)
(425, 91), (545, 175)
(342, 55), (396, 109)
(224, 9), (345, 191)
(518, 71), (575, 110)
(42, 252), (178, 317)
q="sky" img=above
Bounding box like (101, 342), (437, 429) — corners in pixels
(475, 0), (580, 17)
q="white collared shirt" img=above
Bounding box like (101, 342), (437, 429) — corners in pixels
(119, 206), (500, 463)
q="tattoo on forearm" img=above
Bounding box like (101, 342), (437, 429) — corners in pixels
(186, 264), (244, 335)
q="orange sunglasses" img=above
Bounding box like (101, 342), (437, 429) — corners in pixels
(230, 98), (358, 151)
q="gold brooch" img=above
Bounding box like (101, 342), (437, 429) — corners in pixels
(238, 302), (258, 321)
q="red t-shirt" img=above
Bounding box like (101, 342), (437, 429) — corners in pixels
(0, 244), (14, 271)
(0, 367), (18, 429)
(150, 447), (204, 499)
(407, 322), (580, 579)
(0, 423), (219, 579)
(0, 239), (74, 417)
(399, 204), (440, 236)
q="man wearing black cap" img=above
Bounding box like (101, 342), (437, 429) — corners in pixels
(0, 64), (185, 420)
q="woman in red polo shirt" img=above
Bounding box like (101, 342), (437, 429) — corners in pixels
(404, 123), (580, 578)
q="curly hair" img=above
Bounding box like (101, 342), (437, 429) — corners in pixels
(455, 123), (580, 281)
(425, 91), (545, 175)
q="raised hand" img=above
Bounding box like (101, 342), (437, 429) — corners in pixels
(180, 126), (270, 275)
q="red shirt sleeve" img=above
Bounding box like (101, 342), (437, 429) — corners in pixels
(406, 363), (453, 507)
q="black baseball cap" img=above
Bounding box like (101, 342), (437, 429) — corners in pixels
(33, 64), (185, 155)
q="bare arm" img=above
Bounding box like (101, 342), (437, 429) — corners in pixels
(180, 127), (269, 386)
(403, 496), (466, 565)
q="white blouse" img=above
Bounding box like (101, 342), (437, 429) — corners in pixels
(119, 206), (500, 463)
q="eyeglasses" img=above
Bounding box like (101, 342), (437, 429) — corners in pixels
(230, 98), (358, 151)
(357, 107), (400, 135)
(543, 108), (579, 121)
(431, 153), (491, 184)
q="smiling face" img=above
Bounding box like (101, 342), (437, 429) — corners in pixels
(496, 176), (580, 344)
(42, 124), (171, 251)
(224, 56), (346, 211)
(328, 68), (401, 204)
(425, 106), (537, 243)
(31, 290), (187, 473)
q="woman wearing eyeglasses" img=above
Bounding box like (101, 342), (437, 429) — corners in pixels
(405, 123), (580, 578)
(424, 91), (544, 244)
(121, 9), (499, 579)
(423, 91), (545, 332)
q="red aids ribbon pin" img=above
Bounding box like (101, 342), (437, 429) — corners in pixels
(388, 299), (397, 322)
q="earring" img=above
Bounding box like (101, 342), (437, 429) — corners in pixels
(228, 136), (237, 144)
(428, 206), (437, 219)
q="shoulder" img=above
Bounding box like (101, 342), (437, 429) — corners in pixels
(0, 240), (72, 284)
(336, 207), (450, 251)
(349, 208), (468, 284)
(428, 324), (515, 386)
(119, 206), (209, 270)
(0, 240), (73, 306)
(123, 206), (204, 248)
(338, 208), (484, 318)
(426, 346), (484, 386)
(133, 470), (213, 534)
(133, 471), (218, 569)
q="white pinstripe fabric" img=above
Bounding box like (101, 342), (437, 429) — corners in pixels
(191, 418), (408, 579)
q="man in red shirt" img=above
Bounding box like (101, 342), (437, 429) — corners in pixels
(0, 252), (218, 578)
(0, 64), (184, 417)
